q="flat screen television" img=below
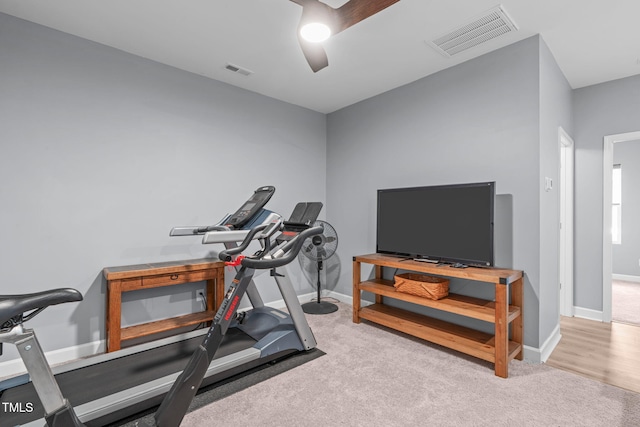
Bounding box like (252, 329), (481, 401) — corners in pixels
(376, 182), (495, 267)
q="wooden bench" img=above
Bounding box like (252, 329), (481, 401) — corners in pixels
(103, 258), (225, 352)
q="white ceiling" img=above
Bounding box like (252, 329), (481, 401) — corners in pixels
(1, 0), (639, 113)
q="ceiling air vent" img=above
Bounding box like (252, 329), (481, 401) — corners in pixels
(224, 63), (253, 76)
(429, 5), (518, 57)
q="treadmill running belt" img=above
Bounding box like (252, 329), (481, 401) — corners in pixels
(0, 328), (256, 427)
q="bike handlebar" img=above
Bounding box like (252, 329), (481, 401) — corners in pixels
(218, 224), (269, 262)
(240, 225), (323, 270)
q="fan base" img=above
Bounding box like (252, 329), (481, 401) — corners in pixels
(302, 300), (338, 315)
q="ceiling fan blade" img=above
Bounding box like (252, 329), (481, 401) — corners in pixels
(335, 0), (401, 33)
(297, 31), (329, 72)
(290, 0), (398, 71)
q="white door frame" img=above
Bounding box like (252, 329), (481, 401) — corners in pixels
(559, 127), (574, 316)
(603, 131), (640, 322)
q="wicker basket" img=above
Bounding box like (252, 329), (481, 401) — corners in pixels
(393, 273), (449, 300)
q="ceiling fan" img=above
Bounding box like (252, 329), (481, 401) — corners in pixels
(289, 0), (401, 72)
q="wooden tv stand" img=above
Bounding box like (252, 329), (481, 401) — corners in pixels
(352, 253), (523, 378)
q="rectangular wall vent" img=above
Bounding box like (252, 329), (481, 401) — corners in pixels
(224, 63), (253, 76)
(429, 5), (518, 57)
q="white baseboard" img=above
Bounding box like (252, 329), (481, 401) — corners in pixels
(326, 290), (349, 305)
(612, 273), (640, 283)
(523, 324), (560, 365)
(267, 291), (354, 309)
(0, 339), (105, 378)
(325, 290), (370, 306)
(290, 290), (362, 307)
(573, 306), (604, 322)
(522, 345), (540, 363)
(540, 324), (561, 363)
(265, 291), (316, 310)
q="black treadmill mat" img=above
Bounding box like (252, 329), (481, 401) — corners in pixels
(0, 328), (255, 427)
(108, 348), (326, 427)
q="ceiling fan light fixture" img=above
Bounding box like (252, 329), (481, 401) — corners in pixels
(290, 0), (401, 72)
(300, 22), (332, 43)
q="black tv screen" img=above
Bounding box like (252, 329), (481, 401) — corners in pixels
(376, 182), (495, 266)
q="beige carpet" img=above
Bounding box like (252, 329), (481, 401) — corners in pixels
(612, 280), (640, 326)
(182, 303), (640, 427)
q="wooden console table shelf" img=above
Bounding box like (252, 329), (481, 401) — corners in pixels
(353, 253), (523, 378)
(103, 258), (225, 352)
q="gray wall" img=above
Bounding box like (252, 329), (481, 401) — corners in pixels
(0, 13), (327, 360)
(2, 8), (623, 367)
(326, 36), (547, 349)
(538, 39), (573, 340)
(573, 74), (640, 311)
(613, 141), (640, 276)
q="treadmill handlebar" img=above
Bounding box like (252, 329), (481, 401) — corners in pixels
(241, 226), (323, 270)
(218, 224), (269, 262)
(195, 225), (229, 234)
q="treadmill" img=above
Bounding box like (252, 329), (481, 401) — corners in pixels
(0, 188), (320, 427)
(169, 185), (281, 310)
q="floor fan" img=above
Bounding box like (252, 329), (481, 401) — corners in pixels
(299, 220), (339, 314)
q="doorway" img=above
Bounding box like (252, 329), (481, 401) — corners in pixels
(559, 127), (574, 317)
(602, 131), (640, 323)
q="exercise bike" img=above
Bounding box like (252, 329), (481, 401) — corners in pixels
(0, 205), (323, 426)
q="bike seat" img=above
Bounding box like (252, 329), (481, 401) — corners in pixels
(0, 288), (83, 327)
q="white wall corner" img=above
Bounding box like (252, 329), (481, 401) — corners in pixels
(540, 324), (561, 363)
(522, 345), (542, 363)
(522, 325), (559, 364)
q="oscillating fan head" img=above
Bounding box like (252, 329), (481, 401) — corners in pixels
(301, 220), (338, 261)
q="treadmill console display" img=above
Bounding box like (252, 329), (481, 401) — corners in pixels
(224, 186), (275, 229)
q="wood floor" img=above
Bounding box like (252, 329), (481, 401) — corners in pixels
(546, 316), (640, 394)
